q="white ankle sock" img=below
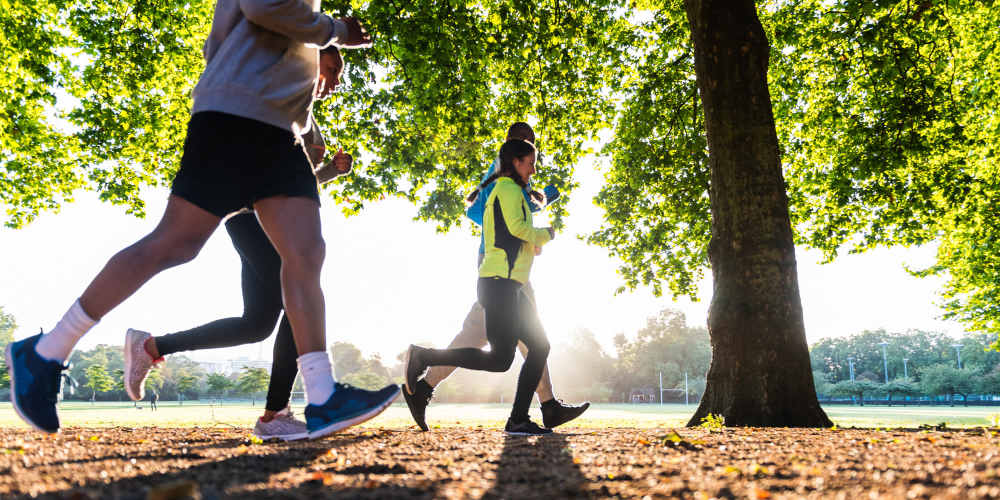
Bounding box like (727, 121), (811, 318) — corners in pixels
(36, 300), (97, 362)
(298, 351), (337, 405)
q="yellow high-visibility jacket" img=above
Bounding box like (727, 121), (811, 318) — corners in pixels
(479, 177), (552, 284)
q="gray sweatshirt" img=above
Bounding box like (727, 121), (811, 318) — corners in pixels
(192, 0), (348, 134)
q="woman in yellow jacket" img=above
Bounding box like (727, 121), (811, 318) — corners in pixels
(406, 138), (555, 435)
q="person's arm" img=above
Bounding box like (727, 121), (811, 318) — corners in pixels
(300, 122), (326, 169)
(315, 149), (352, 184)
(238, 0), (347, 47)
(495, 182), (553, 247)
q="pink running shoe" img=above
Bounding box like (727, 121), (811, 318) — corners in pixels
(124, 329), (162, 401)
(254, 408), (309, 441)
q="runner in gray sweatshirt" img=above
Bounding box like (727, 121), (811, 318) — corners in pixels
(7, 0), (399, 439)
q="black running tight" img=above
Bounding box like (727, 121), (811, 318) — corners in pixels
(154, 213), (298, 412)
(420, 277), (550, 421)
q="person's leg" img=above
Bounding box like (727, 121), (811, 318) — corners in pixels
(516, 283), (554, 401)
(509, 290), (550, 423)
(264, 313), (297, 413)
(253, 196), (327, 356)
(421, 301), (488, 387)
(35, 195), (219, 363)
(153, 214), (283, 356)
(8, 194), (220, 433)
(404, 300), (488, 430)
(516, 285), (591, 427)
(254, 195), (399, 439)
(252, 313), (310, 441)
(406, 279), (520, 391)
(124, 213), (282, 401)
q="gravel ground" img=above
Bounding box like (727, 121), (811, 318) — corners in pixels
(2, 425), (1000, 499)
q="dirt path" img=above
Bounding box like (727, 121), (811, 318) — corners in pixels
(2, 426), (999, 499)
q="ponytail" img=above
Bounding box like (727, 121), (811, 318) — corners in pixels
(466, 172), (503, 204)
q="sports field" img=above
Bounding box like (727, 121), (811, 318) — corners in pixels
(4, 401), (1000, 498)
(1, 401), (996, 429)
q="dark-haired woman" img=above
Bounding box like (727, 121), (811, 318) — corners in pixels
(405, 139), (555, 436)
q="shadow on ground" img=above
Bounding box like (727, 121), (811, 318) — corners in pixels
(483, 433), (591, 499)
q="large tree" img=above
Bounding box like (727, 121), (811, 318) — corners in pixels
(678, 0), (829, 426)
(592, 0), (1000, 344)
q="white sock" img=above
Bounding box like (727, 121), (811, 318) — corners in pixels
(36, 300), (97, 362)
(298, 351), (337, 405)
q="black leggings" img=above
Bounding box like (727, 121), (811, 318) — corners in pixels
(420, 277), (550, 421)
(155, 213), (298, 412)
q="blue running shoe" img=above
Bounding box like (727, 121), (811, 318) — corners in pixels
(305, 383), (400, 439)
(5, 333), (66, 433)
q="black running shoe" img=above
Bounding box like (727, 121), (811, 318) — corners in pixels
(505, 418), (552, 436)
(404, 344), (426, 395)
(403, 379), (433, 431)
(541, 399), (591, 428)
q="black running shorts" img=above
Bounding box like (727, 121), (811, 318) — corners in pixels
(170, 111), (320, 218)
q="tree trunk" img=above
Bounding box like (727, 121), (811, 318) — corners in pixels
(683, 0), (831, 427)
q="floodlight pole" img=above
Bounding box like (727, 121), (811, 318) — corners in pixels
(847, 357), (855, 382)
(952, 344), (963, 369)
(879, 341), (890, 383)
(903, 358), (909, 379)
(659, 371), (663, 405)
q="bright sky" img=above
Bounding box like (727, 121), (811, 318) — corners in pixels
(0, 154), (964, 364)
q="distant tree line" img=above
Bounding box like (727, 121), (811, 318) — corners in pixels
(811, 329), (1000, 405)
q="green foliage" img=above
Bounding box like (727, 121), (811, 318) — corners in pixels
(919, 363), (979, 405)
(67, 344), (125, 401)
(585, 0), (1000, 343)
(882, 378), (919, 402)
(235, 367), (269, 398)
(610, 308), (710, 401)
(699, 413), (724, 431)
(0, 0), (84, 227)
(144, 367), (163, 395)
(829, 380), (881, 404)
(0, 307), (16, 389)
(330, 341), (365, 379)
(175, 373), (200, 402)
(341, 370), (389, 391)
(205, 373), (233, 397)
(83, 363), (114, 401)
(2, 0), (633, 232)
(809, 329), (997, 384)
(589, 1), (709, 298)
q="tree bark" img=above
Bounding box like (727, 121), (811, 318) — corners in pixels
(683, 0), (832, 427)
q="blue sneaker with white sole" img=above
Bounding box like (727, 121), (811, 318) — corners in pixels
(5, 333), (66, 433)
(305, 382), (400, 439)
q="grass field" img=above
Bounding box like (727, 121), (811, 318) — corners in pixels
(1, 400), (997, 429)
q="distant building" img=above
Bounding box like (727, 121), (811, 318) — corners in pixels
(230, 358), (271, 373)
(630, 387), (658, 403)
(195, 358), (272, 375)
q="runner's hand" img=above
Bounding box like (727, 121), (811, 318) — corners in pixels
(332, 148), (353, 175)
(315, 148), (353, 185)
(337, 17), (372, 48)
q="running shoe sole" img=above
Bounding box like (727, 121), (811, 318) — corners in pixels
(6, 343), (56, 434)
(402, 387), (430, 432)
(254, 430), (309, 442)
(307, 386), (401, 440)
(505, 430), (553, 436)
(123, 329), (147, 402)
